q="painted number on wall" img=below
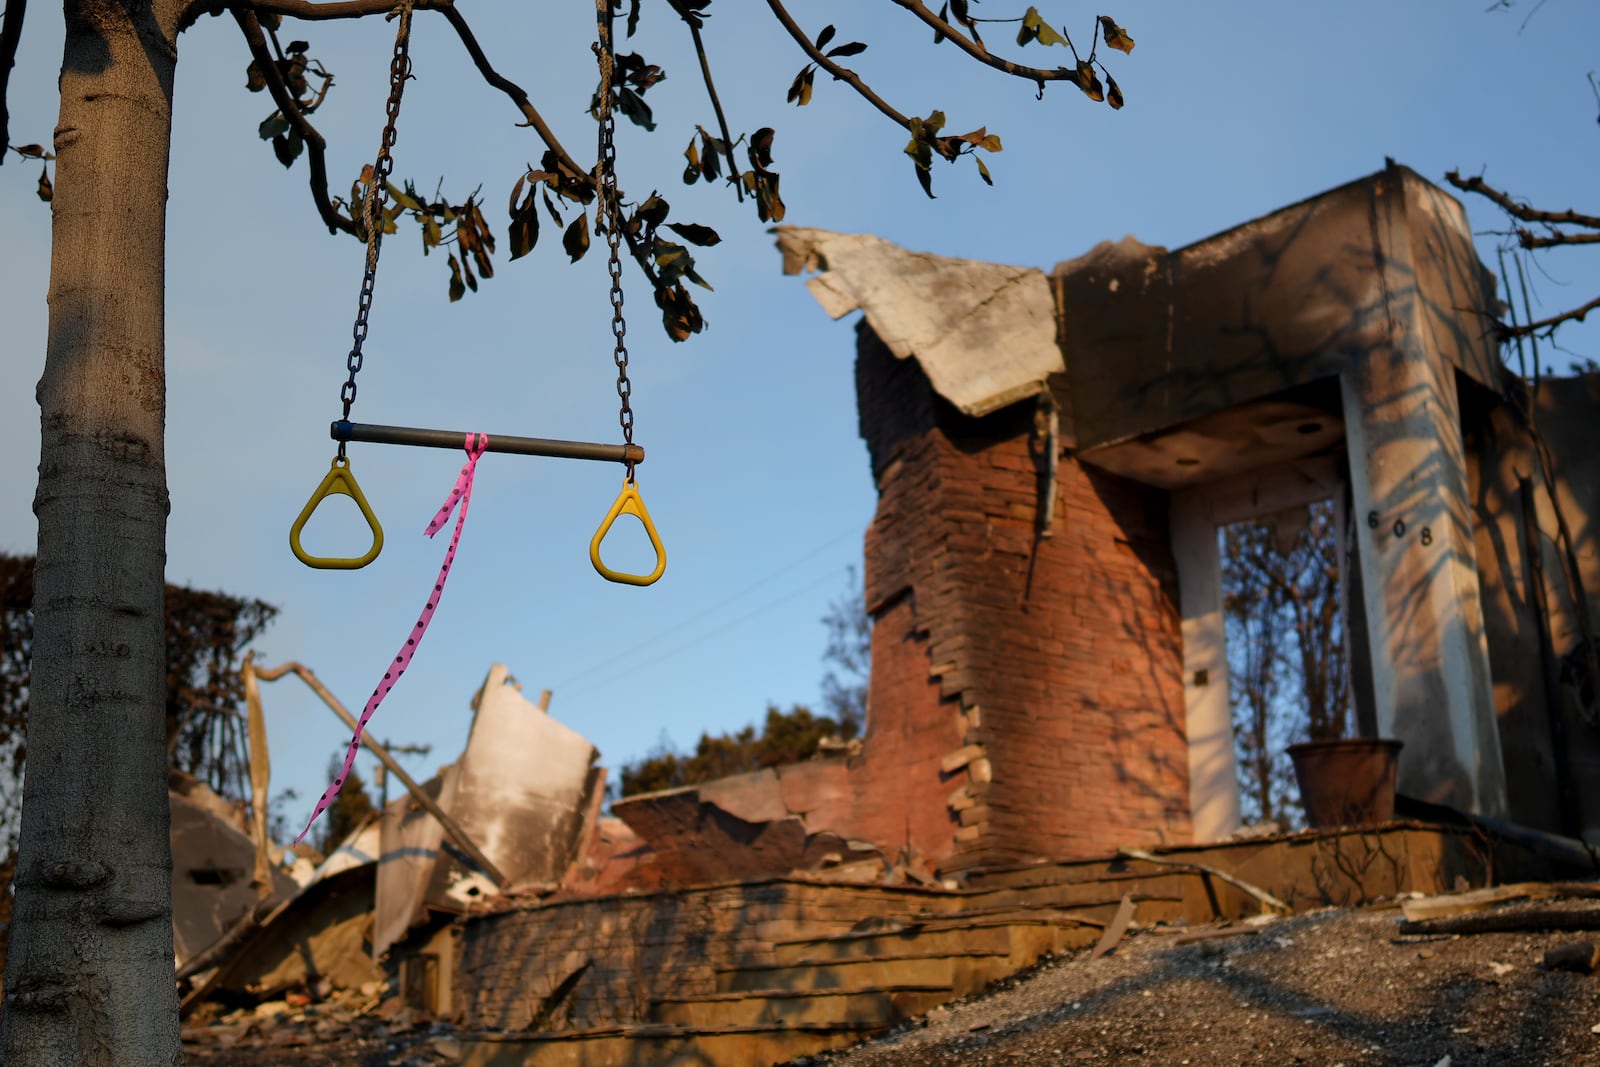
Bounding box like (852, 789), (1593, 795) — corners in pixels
(1368, 511), (1432, 546)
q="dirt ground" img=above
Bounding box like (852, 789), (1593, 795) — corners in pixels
(182, 896), (1600, 1067)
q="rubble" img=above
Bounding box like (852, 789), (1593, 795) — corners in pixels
(174, 166), (1600, 1066)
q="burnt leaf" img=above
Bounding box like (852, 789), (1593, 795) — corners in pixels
(1107, 74), (1124, 110)
(787, 65), (815, 106)
(667, 221), (721, 246)
(286, 40), (310, 55)
(258, 112), (289, 141)
(508, 197), (538, 260)
(1074, 61), (1104, 101)
(615, 52), (665, 93)
(904, 115), (937, 198)
(672, 0), (710, 31)
(272, 131), (304, 168)
(563, 212), (591, 262)
(952, 126), (1002, 153)
(542, 188), (563, 226)
(1017, 7), (1065, 48)
(447, 254), (466, 302)
(245, 60), (267, 92)
(387, 182), (422, 212)
(1098, 16), (1135, 53)
(652, 238), (691, 287)
(975, 156), (992, 186)
(934, 3), (948, 44)
(749, 127), (775, 170)
(626, 0), (641, 36)
(542, 149), (596, 205)
(36, 167), (52, 203)
(758, 172), (784, 222)
(816, 24), (836, 51)
(656, 282), (705, 342)
(826, 41), (867, 58)
(700, 130), (721, 182)
(616, 87), (656, 131)
(463, 199), (495, 278)
(634, 192), (670, 236)
(281, 56), (310, 100)
(683, 136), (701, 184)
(12, 144), (46, 158)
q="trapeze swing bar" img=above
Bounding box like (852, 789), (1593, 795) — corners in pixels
(331, 420), (645, 466)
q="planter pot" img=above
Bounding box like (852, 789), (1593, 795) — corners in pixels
(1287, 738), (1404, 829)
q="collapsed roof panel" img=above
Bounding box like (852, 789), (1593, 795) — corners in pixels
(776, 226), (1063, 418)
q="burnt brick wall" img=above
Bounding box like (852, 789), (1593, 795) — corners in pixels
(455, 880), (950, 1030)
(854, 325), (1192, 870)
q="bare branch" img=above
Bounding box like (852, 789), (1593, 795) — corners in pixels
(0, 0), (26, 161)
(190, 0), (449, 26)
(667, 2), (742, 201)
(1446, 170), (1600, 231)
(434, 4), (663, 295)
(433, 3), (587, 182)
(763, 0), (911, 129)
(233, 7), (357, 237)
(1446, 170), (1600, 339)
(1518, 230), (1600, 250)
(1509, 291), (1600, 338)
(889, 0), (1082, 87)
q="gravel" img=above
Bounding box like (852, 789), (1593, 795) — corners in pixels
(798, 902), (1600, 1067)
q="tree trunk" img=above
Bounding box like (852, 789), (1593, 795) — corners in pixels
(1, 2), (181, 1063)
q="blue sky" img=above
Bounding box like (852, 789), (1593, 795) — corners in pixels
(3, 2), (1598, 830)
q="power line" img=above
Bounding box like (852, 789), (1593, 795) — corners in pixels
(558, 564), (849, 700)
(551, 526), (859, 692)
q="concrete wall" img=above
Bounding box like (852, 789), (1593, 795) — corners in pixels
(1056, 165), (1500, 452)
(1466, 373), (1600, 839)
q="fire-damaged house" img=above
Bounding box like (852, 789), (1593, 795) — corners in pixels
(177, 161), (1600, 1065)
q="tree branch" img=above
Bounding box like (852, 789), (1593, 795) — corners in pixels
(1445, 170), (1600, 339)
(1517, 230), (1600, 249)
(667, 2), (742, 201)
(226, 0), (667, 313)
(763, 0), (911, 129)
(433, 3), (587, 182)
(889, 0), (1082, 86)
(433, 3), (662, 294)
(232, 7), (357, 237)
(187, 0), (449, 26)
(0, 0), (26, 161)
(1509, 291), (1600, 337)
(1446, 170), (1600, 231)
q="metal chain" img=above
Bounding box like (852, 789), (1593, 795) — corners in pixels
(595, 1), (636, 480)
(338, 0), (416, 457)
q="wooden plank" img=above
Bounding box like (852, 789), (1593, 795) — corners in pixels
(1090, 895), (1137, 960)
(1399, 882), (1552, 922)
(1117, 847), (1290, 914)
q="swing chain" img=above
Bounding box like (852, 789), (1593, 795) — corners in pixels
(595, 1), (635, 479)
(339, 0), (416, 456)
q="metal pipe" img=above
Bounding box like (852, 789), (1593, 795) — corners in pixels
(253, 660), (508, 888)
(332, 420), (644, 466)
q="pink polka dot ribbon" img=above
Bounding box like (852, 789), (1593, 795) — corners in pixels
(295, 433), (489, 845)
